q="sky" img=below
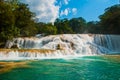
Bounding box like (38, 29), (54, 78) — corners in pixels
(21, 0), (118, 23)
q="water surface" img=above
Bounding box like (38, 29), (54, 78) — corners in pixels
(0, 55), (120, 80)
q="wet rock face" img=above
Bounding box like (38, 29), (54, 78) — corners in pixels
(11, 44), (19, 49)
(56, 44), (65, 50)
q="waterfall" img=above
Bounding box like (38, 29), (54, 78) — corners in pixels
(94, 35), (120, 53)
(0, 34), (120, 60)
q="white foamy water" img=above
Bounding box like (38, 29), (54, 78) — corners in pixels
(0, 34), (120, 60)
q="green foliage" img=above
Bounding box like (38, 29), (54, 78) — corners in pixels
(69, 17), (87, 33)
(37, 23), (57, 35)
(0, 0), (16, 41)
(14, 3), (37, 36)
(0, 0), (37, 47)
(54, 17), (87, 34)
(54, 18), (74, 34)
(99, 4), (120, 34)
(86, 21), (102, 34)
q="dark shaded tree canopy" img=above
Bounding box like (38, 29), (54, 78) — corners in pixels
(99, 4), (120, 34)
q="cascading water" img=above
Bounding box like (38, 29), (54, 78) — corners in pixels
(0, 34), (120, 60)
(94, 35), (120, 53)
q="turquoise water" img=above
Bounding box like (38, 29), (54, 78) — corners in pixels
(0, 56), (120, 80)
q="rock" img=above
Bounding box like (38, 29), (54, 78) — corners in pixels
(56, 44), (64, 50)
(11, 44), (19, 49)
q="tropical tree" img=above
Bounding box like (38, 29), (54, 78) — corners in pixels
(99, 4), (120, 34)
(69, 17), (86, 33)
(14, 3), (37, 36)
(0, 0), (37, 47)
(54, 18), (74, 34)
(37, 22), (57, 35)
(87, 21), (102, 34)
